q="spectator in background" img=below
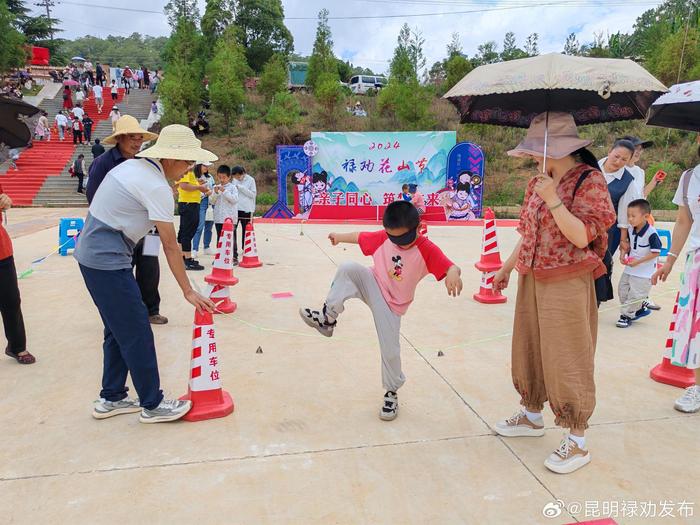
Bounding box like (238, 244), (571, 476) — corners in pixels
(231, 165), (256, 264)
(83, 115), (94, 144)
(111, 106), (121, 132)
(73, 154), (87, 193)
(137, 67), (144, 89)
(95, 62), (104, 87)
(55, 110), (68, 141)
(34, 111), (49, 141)
(175, 167), (209, 270)
(192, 162), (215, 258)
(62, 85), (73, 110)
(143, 67), (150, 90)
(92, 82), (103, 113)
(408, 184), (425, 214)
(0, 188), (35, 365)
(110, 80), (118, 102)
(72, 102), (85, 122)
(84, 59), (94, 85)
(71, 116), (84, 145)
(115, 65), (122, 86)
(91, 138), (105, 160)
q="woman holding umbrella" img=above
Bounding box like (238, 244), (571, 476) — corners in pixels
(492, 112), (616, 474)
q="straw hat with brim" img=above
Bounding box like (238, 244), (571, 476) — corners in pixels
(102, 115), (158, 145)
(507, 112), (591, 159)
(136, 124), (218, 163)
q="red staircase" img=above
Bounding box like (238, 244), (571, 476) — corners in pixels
(1, 141), (77, 206)
(0, 88), (125, 206)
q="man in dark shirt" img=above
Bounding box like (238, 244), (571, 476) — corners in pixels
(86, 115), (169, 325)
(91, 138), (105, 159)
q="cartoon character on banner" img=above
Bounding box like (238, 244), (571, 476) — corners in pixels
(312, 171), (329, 203)
(445, 170), (481, 220)
(293, 172), (313, 216)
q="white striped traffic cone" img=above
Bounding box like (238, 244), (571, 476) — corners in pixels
(239, 222), (263, 268)
(208, 284), (237, 314)
(473, 208), (506, 304)
(650, 292), (695, 388)
(205, 217), (239, 286)
(179, 309), (234, 421)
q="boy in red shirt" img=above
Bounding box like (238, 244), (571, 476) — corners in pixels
(0, 186), (35, 364)
(300, 201), (462, 420)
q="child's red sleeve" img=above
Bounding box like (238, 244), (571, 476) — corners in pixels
(358, 230), (388, 256)
(417, 239), (454, 281)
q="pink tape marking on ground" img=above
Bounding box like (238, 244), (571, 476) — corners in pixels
(271, 292), (294, 299)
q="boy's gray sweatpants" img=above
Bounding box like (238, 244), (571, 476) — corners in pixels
(618, 273), (652, 317)
(325, 261), (405, 392)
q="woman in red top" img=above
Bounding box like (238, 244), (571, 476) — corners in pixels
(491, 112), (615, 475)
(62, 85), (73, 110)
(0, 186), (35, 364)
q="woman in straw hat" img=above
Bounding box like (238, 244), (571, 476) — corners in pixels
(491, 112), (616, 474)
(75, 124), (216, 424)
(86, 114), (168, 326)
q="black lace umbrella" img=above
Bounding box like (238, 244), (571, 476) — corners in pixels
(0, 95), (40, 148)
(444, 53), (667, 128)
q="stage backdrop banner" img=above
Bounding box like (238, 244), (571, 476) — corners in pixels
(310, 131), (457, 208)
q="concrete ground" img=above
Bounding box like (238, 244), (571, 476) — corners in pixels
(0, 208), (698, 525)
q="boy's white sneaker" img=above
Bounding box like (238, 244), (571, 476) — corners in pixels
(544, 435), (591, 474)
(204, 247), (216, 255)
(191, 250), (198, 258)
(299, 306), (336, 337)
(379, 391), (398, 421)
(494, 410), (545, 437)
(675, 385), (700, 413)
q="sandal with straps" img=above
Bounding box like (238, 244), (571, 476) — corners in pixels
(5, 348), (36, 365)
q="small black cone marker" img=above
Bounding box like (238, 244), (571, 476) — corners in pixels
(437, 350), (444, 357)
(256, 346), (263, 354)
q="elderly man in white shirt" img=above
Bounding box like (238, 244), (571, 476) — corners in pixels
(231, 165), (256, 263)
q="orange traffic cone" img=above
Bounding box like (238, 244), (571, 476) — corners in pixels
(473, 270), (507, 304)
(475, 208), (503, 272)
(179, 309), (234, 421)
(473, 208), (506, 304)
(650, 292), (696, 388)
(239, 222), (263, 268)
(205, 217), (239, 286)
(209, 284), (237, 314)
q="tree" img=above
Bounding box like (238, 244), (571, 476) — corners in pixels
(266, 91), (300, 128)
(500, 32), (526, 61)
(389, 23), (425, 84)
(446, 32), (462, 59)
(160, 17), (205, 125)
(164, 0), (200, 28)
(474, 41), (499, 66)
(427, 60), (446, 87)
(647, 27), (700, 84)
(524, 33), (539, 56)
(258, 53), (287, 102)
(208, 29), (250, 131)
(377, 82), (433, 130)
(581, 32), (611, 58)
(314, 72), (343, 126)
(234, 0), (293, 73)
(306, 9), (337, 89)
(201, 0), (235, 57)
(445, 54), (472, 91)
(60, 34), (168, 69)
(563, 33), (580, 55)
(0, 0), (25, 73)
(336, 59), (352, 82)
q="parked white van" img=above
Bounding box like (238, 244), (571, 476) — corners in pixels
(349, 75), (387, 94)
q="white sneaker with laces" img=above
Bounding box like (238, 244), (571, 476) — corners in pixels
(299, 306), (336, 337)
(204, 247), (216, 255)
(140, 398), (192, 423)
(379, 391), (398, 421)
(544, 435), (591, 474)
(674, 385), (700, 413)
(93, 397), (141, 419)
(494, 410), (545, 437)
(191, 250), (198, 258)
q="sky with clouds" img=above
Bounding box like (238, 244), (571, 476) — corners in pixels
(37, 0), (663, 74)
